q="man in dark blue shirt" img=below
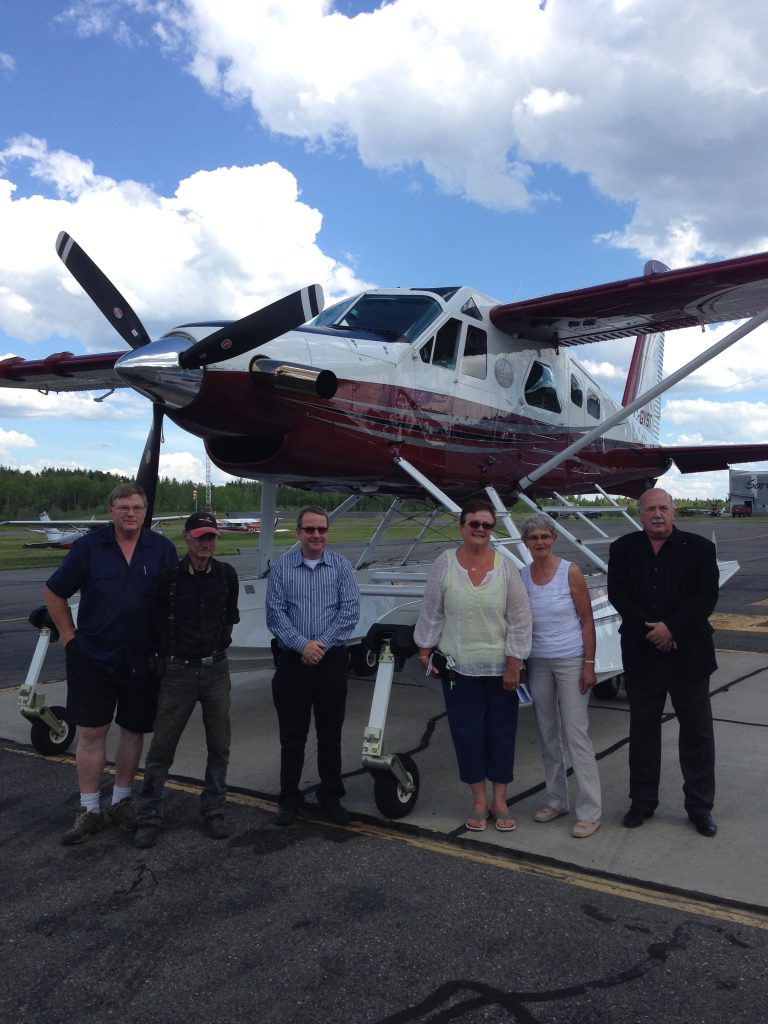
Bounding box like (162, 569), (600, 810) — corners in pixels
(266, 506), (360, 826)
(44, 483), (177, 845)
(134, 512), (240, 849)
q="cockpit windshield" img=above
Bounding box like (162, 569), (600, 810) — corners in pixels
(310, 292), (443, 342)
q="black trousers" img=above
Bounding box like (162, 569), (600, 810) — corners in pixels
(624, 653), (715, 816)
(271, 646), (348, 802)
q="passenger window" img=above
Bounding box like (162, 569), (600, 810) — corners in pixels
(587, 390), (601, 419)
(461, 326), (487, 379)
(525, 361), (562, 413)
(570, 374), (584, 408)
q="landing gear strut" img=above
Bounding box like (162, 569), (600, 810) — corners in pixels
(361, 626), (420, 819)
(19, 607), (76, 755)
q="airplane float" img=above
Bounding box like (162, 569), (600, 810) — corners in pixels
(3, 233), (768, 816)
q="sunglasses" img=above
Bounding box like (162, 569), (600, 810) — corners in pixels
(300, 526), (328, 534)
(464, 520), (495, 530)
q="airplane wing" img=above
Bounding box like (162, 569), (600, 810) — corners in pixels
(1, 519), (105, 529)
(2, 515), (186, 529)
(661, 443), (768, 474)
(490, 250), (768, 345)
(0, 352), (122, 392)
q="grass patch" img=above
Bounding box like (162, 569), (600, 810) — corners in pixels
(0, 513), (461, 572)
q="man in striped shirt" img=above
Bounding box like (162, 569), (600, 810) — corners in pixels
(266, 506), (360, 826)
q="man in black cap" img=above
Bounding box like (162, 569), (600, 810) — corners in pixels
(134, 512), (240, 848)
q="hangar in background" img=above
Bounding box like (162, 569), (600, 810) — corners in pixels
(728, 469), (768, 515)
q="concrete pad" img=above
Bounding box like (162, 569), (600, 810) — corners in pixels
(2, 649), (767, 910)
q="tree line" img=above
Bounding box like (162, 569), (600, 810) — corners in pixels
(0, 466), (416, 519)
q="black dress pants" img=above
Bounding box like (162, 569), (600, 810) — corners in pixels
(624, 652), (715, 816)
(271, 646), (348, 801)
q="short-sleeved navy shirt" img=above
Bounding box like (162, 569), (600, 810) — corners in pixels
(46, 525), (177, 675)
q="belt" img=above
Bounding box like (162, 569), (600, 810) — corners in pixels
(167, 652), (226, 667)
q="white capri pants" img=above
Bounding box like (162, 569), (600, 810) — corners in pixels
(527, 655), (601, 822)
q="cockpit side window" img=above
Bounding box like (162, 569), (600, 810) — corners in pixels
(570, 374), (584, 408)
(525, 361), (562, 413)
(461, 325), (487, 379)
(419, 337), (434, 364)
(431, 319), (461, 370)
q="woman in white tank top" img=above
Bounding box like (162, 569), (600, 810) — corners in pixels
(520, 513), (602, 838)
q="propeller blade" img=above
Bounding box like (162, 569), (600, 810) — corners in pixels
(137, 404), (164, 524)
(178, 284), (324, 370)
(56, 231), (151, 350)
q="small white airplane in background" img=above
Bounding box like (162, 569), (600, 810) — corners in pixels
(215, 514), (287, 534)
(1, 510), (187, 548)
(216, 515), (262, 533)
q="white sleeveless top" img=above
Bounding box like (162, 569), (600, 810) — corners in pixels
(521, 559), (583, 659)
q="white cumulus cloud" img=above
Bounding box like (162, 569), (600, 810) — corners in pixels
(63, 0), (768, 266)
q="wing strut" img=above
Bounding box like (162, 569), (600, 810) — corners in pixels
(517, 304), (768, 492)
(394, 457), (528, 568)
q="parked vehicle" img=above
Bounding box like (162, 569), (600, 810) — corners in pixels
(731, 504), (752, 517)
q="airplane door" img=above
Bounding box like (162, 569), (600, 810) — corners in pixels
(407, 317), (463, 446)
(454, 322), (497, 438)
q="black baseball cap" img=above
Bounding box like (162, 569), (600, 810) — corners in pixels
(185, 511), (220, 537)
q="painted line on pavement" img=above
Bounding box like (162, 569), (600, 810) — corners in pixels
(710, 613), (768, 633)
(7, 743), (767, 935)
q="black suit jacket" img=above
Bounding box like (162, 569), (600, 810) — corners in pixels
(607, 527), (719, 677)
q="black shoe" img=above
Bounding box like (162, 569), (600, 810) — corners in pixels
(203, 815), (230, 840)
(689, 812), (717, 837)
(623, 806), (654, 828)
(274, 799), (298, 827)
(134, 824), (159, 849)
(318, 797), (350, 825)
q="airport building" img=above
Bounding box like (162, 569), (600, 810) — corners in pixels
(728, 469), (768, 515)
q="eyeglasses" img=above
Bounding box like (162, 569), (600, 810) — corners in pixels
(112, 504), (146, 514)
(525, 533), (555, 542)
(299, 526), (328, 534)
(464, 520), (495, 530)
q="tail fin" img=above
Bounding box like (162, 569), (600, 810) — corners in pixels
(622, 260), (668, 441)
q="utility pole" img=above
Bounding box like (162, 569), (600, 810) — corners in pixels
(205, 455), (212, 512)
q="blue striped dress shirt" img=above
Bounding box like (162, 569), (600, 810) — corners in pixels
(266, 547), (361, 653)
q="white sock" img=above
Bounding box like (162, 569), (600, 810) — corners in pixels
(80, 792), (101, 813)
(111, 785), (132, 806)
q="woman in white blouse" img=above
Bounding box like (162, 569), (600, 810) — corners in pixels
(520, 513), (601, 838)
(414, 499), (531, 832)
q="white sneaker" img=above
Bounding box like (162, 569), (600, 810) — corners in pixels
(533, 806), (567, 823)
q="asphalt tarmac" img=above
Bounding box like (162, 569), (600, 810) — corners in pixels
(1, 517), (767, 1023)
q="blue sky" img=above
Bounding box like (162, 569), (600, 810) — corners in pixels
(2, 0), (768, 501)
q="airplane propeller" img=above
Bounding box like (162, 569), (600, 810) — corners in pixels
(56, 232), (152, 350)
(136, 404), (164, 528)
(55, 232), (325, 519)
(177, 285), (324, 370)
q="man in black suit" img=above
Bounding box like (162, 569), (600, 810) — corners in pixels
(607, 488), (719, 837)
